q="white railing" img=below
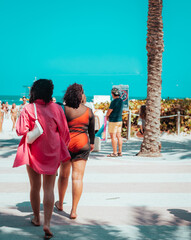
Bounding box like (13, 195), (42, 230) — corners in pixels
(123, 111), (191, 138)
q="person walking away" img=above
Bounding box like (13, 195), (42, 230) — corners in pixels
(13, 79), (70, 239)
(106, 88), (123, 157)
(55, 83), (95, 219)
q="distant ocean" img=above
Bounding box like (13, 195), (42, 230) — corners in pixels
(0, 95), (186, 106)
(0, 95), (148, 106)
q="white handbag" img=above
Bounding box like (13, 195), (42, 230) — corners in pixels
(27, 103), (43, 144)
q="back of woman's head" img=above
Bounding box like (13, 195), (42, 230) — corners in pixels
(64, 83), (83, 108)
(29, 79), (54, 103)
(139, 105), (146, 119)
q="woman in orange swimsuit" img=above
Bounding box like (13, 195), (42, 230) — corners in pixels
(55, 83), (95, 219)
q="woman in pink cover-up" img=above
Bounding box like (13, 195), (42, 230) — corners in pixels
(13, 79), (70, 239)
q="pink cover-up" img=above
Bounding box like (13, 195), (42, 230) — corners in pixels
(13, 100), (71, 175)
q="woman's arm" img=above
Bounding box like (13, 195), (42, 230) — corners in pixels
(88, 109), (95, 149)
(56, 105), (70, 146)
(16, 108), (30, 136)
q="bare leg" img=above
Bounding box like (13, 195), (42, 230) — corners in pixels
(0, 120), (2, 132)
(110, 133), (117, 154)
(71, 159), (86, 219)
(11, 116), (16, 131)
(0, 115), (4, 132)
(13, 116), (17, 130)
(26, 165), (41, 226)
(116, 132), (123, 154)
(43, 173), (56, 237)
(56, 161), (71, 210)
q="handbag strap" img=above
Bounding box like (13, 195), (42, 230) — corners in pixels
(33, 103), (38, 120)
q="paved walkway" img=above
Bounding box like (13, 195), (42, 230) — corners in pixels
(0, 132), (191, 239)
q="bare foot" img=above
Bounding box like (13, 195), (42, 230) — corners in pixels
(43, 226), (53, 239)
(31, 218), (40, 226)
(54, 201), (63, 211)
(70, 212), (77, 219)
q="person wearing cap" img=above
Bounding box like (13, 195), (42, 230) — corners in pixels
(106, 88), (123, 157)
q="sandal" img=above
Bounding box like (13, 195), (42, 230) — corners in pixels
(117, 152), (123, 157)
(107, 153), (118, 157)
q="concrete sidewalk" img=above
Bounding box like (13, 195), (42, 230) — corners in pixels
(0, 133), (191, 239)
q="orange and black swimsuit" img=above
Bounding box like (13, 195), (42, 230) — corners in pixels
(65, 106), (95, 160)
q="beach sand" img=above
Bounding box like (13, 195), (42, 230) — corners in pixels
(0, 118), (191, 239)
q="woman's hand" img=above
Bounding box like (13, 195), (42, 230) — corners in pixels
(90, 144), (94, 152)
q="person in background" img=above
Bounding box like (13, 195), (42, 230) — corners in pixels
(10, 103), (18, 131)
(4, 101), (10, 120)
(5, 101), (10, 113)
(52, 97), (56, 103)
(135, 104), (161, 152)
(13, 79), (70, 239)
(0, 102), (5, 132)
(18, 96), (28, 116)
(55, 83), (95, 219)
(136, 105), (146, 138)
(106, 87), (123, 157)
(1, 102), (7, 113)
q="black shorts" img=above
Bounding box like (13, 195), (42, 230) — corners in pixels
(69, 150), (90, 161)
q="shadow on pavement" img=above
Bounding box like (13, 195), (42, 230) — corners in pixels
(0, 212), (129, 240)
(1, 136), (191, 160)
(0, 138), (20, 148)
(160, 138), (191, 160)
(0, 149), (17, 158)
(167, 209), (191, 222)
(132, 207), (191, 240)
(91, 137), (191, 160)
(1, 205), (191, 239)
(0, 138), (20, 158)
(16, 201), (43, 212)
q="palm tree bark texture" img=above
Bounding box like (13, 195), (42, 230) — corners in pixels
(138, 0), (164, 157)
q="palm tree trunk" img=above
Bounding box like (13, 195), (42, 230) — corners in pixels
(138, 0), (164, 157)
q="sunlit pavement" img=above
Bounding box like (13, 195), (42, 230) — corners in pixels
(0, 134), (191, 239)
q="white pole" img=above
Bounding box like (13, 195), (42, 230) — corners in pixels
(176, 111), (180, 135)
(127, 110), (131, 140)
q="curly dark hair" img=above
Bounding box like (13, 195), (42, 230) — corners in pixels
(64, 83), (83, 108)
(29, 79), (54, 103)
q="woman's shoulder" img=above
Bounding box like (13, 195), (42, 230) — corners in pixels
(83, 105), (94, 118)
(81, 104), (92, 114)
(51, 102), (63, 111)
